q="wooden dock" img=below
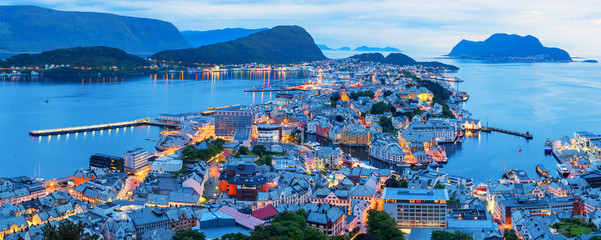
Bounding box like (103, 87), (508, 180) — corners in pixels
(480, 127), (533, 139)
(29, 118), (178, 136)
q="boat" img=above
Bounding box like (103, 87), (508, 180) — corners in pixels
(545, 138), (553, 154)
(430, 162), (444, 168)
(518, 148), (522, 153)
(557, 164), (569, 177)
(536, 164), (549, 178)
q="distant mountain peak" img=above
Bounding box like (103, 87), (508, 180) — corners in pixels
(449, 33), (571, 62)
(181, 28), (268, 47)
(152, 25), (326, 64)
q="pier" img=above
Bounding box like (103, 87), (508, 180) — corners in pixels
(244, 87), (302, 92)
(480, 127), (533, 139)
(29, 118), (178, 136)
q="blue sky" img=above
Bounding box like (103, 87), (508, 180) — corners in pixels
(3, 0), (601, 57)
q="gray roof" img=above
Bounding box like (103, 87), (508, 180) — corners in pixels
(382, 188), (449, 201)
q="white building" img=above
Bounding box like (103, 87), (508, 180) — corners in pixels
(123, 147), (149, 174)
(256, 124), (281, 143)
(382, 188), (449, 229)
(150, 157), (183, 174)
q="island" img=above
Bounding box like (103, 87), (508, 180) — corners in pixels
(448, 33), (572, 62)
(317, 44), (351, 51)
(355, 46), (401, 52)
(0, 46), (157, 75)
(350, 52), (459, 70)
(151, 25), (326, 64)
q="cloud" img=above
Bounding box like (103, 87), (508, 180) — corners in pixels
(2, 0), (601, 56)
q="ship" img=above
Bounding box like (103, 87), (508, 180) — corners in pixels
(430, 162), (444, 168)
(544, 138), (553, 154)
(557, 164), (570, 178)
(536, 164), (549, 178)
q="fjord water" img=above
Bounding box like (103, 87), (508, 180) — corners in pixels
(0, 71), (306, 178)
(438, 59), (601, 182)
(1, 55), (601, 183)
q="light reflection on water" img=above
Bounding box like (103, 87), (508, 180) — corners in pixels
(0, 71), (307, 178)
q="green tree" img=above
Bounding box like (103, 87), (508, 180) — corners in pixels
(434, 183), (446, 189)
(366, 209), (405, 240)
(371, 101), (391, 114)
(431, 230), (472, 240)
(172, 229), (206, 240)
(431, 231), (455, 240)
(252, 145), (267, 156)
(589, 236), (601, 240)
(42, 220), (99, 240)
(238, 146), (249, 155)
(503, 228), (518, 240)
(220, 232), (250, 240)
(383, 90), (394, 97)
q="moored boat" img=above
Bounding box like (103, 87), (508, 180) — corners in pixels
(545, 138), (553, 154)
(536, 164), (549, 178)
(557, 164), (569, 177)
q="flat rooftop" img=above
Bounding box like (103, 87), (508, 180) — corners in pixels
(382, 188), (449, 201)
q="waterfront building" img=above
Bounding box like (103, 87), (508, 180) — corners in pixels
(215, 107), (253, 140)
(158, 113), (203, 123)
(89, 153), (125, 172)
(369, 139), (405, 164)
(273, 93), (295, 105)
(73, 168), (106, 186)
(339, 129), (371, 146)
(405, 122), (457, 143)
(380, 188), (449, 229)
(123, 147), (149, 175)
(0, 178), (15, 193)
(256, 124), (282, 143)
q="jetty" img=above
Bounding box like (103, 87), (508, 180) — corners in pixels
(480, 126), (533, 139)
(244, 87), (302, 92)
(28, 118), (178, 136)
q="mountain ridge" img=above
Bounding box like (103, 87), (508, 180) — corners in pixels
(350, 52), (458, 70)
(152, 26), (326, 64)
(181, 28), (268, 47)
(0, 5), (190, 54)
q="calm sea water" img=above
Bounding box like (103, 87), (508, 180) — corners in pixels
(0, 71), (306, 179)
(438, 59), (601, 183)
(2, 52), (600, 183)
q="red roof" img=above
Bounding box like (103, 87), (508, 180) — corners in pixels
(222, 150), (232, 159)
(252, 205), (279, 220)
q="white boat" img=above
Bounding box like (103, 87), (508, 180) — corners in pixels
(557, 164), (569, 177)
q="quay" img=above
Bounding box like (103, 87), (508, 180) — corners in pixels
(244, 87), (302, 92)
(29, 118), (178, 136)
(480, 127), (533, 139)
